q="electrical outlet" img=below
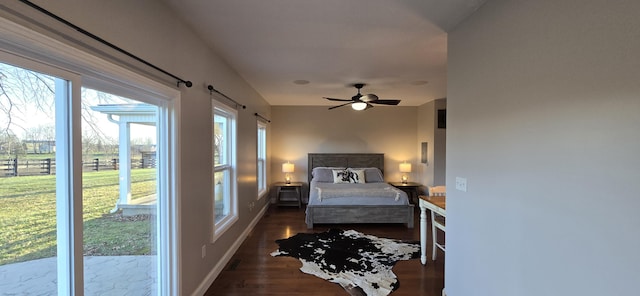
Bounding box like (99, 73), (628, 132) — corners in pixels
(455, 177), (467, 192)
(201, 245), (206, 258)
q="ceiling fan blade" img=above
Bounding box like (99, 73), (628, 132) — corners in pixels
(370, 99), (401, 105)
(324, 97), (352, 102)
(365, 103), (375, 110)
(328, 102), (354, 110)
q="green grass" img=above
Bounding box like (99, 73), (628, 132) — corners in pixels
(0, 169), (157, 266)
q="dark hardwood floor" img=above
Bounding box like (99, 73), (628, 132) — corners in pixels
(205, 204), (444, 295)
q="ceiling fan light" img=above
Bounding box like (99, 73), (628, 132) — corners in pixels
(352, 102), (367, 110)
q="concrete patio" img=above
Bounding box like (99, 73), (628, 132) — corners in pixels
(0, 255), (156, 295)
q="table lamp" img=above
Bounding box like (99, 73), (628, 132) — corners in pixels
(282, 162), (295, 184)
(399, 162), (412, 184)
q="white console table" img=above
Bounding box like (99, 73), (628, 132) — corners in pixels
(419, 195), (446, 265)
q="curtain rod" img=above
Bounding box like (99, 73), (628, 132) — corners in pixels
(18, 0), (192, 88)
(254, 113), (271, 123)
(208, 85), (246, 109)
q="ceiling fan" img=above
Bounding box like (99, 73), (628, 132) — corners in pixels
(324, 83), (401, 110)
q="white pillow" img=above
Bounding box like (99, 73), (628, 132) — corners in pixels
(332, 169), (365, 184)
(350, 167), (384, 183)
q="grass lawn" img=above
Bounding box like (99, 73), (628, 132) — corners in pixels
(0, 168), (156, 266)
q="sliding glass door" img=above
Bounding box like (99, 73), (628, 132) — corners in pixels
(81, 88), (159, 295)
(1, 32), (177, 293)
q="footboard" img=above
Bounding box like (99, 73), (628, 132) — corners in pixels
(306, 204), (414, 229)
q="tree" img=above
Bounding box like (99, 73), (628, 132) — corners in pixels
(214, 123), (223, 164)
(0, 133), (24, 157)
(1, 62), (122, 150)
(23, 125), (55, 154)
(0, 63), (54, 140)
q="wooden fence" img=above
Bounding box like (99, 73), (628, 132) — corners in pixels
(2, 157), (156, 177)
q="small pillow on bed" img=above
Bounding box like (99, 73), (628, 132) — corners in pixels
(332, 169), (365, 184)
(348, 169), (366, 183)
(312, 167), (345, 182)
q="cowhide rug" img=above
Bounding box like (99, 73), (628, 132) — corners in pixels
(270, 228), (420, 296)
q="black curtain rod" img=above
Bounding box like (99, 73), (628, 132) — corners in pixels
(208, 85), (246, 109)
(18, 0), (192, 88)
(254, 113), (271, 123)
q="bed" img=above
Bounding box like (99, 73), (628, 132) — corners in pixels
(305, 153), (414, 229)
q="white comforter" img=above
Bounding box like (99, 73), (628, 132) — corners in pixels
(308, 181), (409, 206)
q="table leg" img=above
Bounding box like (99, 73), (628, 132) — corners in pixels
(420, 205), (427, 265)
(276, 186), (282, 204)
(432, 211), (439, 261)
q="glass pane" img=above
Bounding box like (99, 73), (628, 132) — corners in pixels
(214, 170), (229, 223)
(81, 88), (157, 295)
(0, 62), (59, 294)
(257, 159), (265, 191)
(213, 113), (227, 166)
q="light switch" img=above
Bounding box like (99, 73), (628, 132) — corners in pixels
(455, 177), (467, 192)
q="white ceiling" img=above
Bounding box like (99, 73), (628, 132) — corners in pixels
(163, 0), (486, 107)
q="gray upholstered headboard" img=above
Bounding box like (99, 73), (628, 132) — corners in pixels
(307, 153), (384, 182)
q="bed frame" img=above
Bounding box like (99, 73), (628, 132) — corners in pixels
(306, 153), (414, 229)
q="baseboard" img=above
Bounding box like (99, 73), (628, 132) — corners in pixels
(190, 203), (269, 296)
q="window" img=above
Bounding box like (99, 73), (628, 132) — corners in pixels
(213, 102), (237, 239)
(257, 121), (267, 198)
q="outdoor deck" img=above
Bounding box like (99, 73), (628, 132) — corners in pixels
(0, 255), (156, 295)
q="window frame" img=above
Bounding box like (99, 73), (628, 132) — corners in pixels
(212, 101), (238, 241)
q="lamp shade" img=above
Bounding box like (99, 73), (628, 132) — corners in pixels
(352, 102), (367, 111)
(399, 163), (412, 173)
(282, 162), (295, 173)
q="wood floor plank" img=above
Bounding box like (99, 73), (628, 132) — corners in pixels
(205, 205), (444, 295)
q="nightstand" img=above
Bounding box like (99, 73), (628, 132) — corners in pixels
(273, 182), (304, 208)
(389, 182), (422, 204)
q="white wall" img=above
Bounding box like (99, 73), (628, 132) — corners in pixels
(417, 102), (436, 188)
(3, 1), (271, 294)
(271, 106), (419, 190)
(447, 0), (640, 295)
(417, 99), (446, 190)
